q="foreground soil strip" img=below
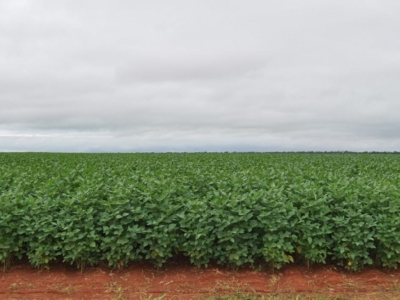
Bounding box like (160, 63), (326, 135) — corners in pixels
(2, 262), (400, 299)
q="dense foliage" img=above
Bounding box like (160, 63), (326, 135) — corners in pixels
(1, 153), (400, 271)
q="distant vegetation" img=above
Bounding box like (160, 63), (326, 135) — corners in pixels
(1, 153), (400, 272)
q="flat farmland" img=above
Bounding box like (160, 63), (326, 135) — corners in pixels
(1, 153), (400, 299)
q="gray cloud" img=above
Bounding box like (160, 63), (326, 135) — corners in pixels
(1, 0), (400, 152)
(116, 55), (267, 83)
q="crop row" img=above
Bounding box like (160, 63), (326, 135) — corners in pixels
(1, 153), (400, 272)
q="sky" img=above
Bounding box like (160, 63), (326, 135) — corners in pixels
(1, 0), (400, 152)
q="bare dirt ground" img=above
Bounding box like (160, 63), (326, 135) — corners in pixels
(2, 259), (400, 299)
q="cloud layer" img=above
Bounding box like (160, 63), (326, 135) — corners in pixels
(1, 0), (400, 152)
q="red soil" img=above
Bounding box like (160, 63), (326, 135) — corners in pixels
(1, 260), (400, 299)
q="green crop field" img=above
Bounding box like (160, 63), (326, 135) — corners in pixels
(1, 153), (400, 272)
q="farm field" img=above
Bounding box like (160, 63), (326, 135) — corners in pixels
(1, 152), (400, 299)
(2, 260), (400, 299)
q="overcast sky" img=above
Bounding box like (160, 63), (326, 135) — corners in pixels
(1, 0), (400, 152)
